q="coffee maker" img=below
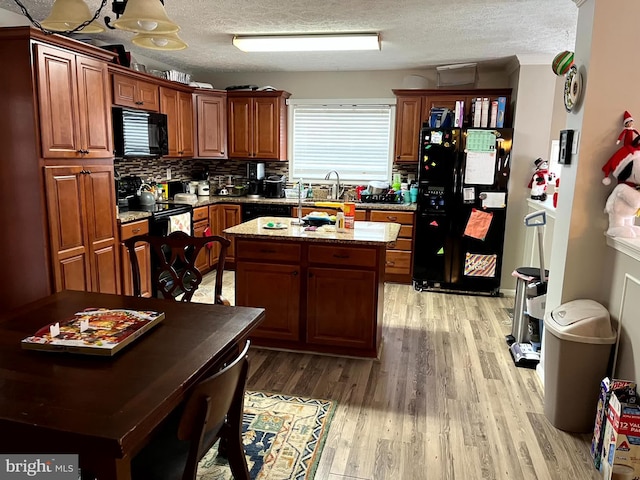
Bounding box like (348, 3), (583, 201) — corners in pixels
(247, 162), (265, 198)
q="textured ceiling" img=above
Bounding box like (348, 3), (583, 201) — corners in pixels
(0, 0), (578, 75)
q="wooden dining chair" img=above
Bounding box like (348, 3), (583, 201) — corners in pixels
(131, 340), (251, 480)
(124, 231), (231, 303)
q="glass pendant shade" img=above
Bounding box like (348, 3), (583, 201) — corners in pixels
(112, 0), (180, 34)
(41, 0), (105, 33)
(131, 32), (187, 50)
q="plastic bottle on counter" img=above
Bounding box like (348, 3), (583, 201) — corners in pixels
(343, 202), (356, 228)
(336, 212), (346, 232)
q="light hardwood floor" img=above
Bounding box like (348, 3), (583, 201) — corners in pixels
(206, 272), (600, 480)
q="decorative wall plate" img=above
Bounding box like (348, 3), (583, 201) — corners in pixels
(564, 65), (582, 112)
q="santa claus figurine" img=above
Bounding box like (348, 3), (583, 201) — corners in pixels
(528, 158), (555, 200)
(617, 110), (640, 147)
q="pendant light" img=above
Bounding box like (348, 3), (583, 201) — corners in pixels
(40, 0), (105, 33)
(132, 31), (188, 51)
(112, 0), (180, 34)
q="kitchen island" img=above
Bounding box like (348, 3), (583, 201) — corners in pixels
(224, 217), (401, 358)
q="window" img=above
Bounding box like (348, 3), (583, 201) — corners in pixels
(289, 100), (395, 183)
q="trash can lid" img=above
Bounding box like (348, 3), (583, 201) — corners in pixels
(544, 299), (617, 344)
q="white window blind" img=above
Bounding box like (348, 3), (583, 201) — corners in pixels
(290, 103), (394, 183)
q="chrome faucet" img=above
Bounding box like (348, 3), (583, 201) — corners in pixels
(324, 170), (344, 200)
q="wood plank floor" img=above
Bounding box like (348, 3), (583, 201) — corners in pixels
(205, 273), (600, 480)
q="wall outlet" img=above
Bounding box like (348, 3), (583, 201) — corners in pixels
(166, 167), (171, 180)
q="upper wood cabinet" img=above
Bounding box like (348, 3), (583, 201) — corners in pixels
(194, 91), (227, 159)
(227, 90), (290, 160)
(45, 163), (120, 294)
(112, 73), (159, 112)
(35, 44), (113, 159)
(392, 88), (512, 163)
(160, 87), (194, 158)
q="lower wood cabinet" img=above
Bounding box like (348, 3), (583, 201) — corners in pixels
(369, 210), (414, 283)
(235, 238), (384, 357)
(193, 206), (210, 273)
(236, 261), (301, 341)
(45, 163), (119, 294)
(119, 220), (151, 297)
(218, 204), (241, 265)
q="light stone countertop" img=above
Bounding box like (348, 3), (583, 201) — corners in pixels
(118, 196), (417, 224)
(224, 217), (401, 246)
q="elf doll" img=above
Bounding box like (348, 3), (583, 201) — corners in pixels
(617, 110), (639, 147)
(528, 158), (555, 200)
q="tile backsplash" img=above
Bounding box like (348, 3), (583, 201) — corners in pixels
(114, 157), (417, 187)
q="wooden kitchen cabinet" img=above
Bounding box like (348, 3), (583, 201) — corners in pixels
(160, 87), (195, 158)
(45, 163), (120, 294)
(193, 206), (210, 273)
(218, 204), (242, 264)
(112, 72), (159, 112)
(369, 209), (415, 283)
(392, 88), (512, 163)
(120, 220), (151, 297)
(236, 261), (301, 341)
(194, 91), (227, 159)
(227, 90), (291, 160)
(36, 44), (113, 159)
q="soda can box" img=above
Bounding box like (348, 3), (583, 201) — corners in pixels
(592, 378), (637, 471)
(602, 391), (640, 480)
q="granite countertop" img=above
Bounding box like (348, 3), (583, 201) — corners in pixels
(118, 196), (417, 224)
(223, 217), (401, 246)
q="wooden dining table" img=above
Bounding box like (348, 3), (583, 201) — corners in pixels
(0, 290), (265, 480)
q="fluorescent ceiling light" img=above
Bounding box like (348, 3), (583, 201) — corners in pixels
(232, 33), (381, 52)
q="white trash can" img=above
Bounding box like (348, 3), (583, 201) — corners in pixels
(543, 299), (617, 432)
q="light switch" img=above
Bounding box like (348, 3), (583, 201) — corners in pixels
(571, 130), (580, 155)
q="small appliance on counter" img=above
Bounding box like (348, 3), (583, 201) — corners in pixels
(197, 181), (210, 196)
(247, 162), (265, 198)
(264, 175), (286, 198)
(166, 181), (190, 199)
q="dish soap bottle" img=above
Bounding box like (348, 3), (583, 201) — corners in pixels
(336, 212), (346, 232)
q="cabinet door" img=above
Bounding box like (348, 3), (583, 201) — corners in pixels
(83, 165), (119, 294)
(394, 96), (422, 163)
(307, 267), (375, 349)
(160, 87), (180, 157)
(422, 95), (461, 122)
(76, 56), (113, 158)
(35, 44), (81, 158)
(219, 204), (241, 261)
(44, 166), (89, 292)
(112, 73), (138, 109)
(193, 220), (209, 273)
(253, 97), (279, 159)
(137, 80), (159, 112)
(228, 97), (252, 158)
(208, 205), (221, 266)
(120, 220), (151, 297)
(178, 91), (194, 157)
(236, 261), (300, 341)
(196, 94), (227, 158)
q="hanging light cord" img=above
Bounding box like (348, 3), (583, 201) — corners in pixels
(12, 0), (109, 35)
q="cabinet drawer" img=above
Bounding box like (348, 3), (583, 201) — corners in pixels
(236, 240), (301, 263)
(193, 206), (208, 222)
(387, 238), (412, 251)
(370, 210), (414, 225)
(308, 245), (376, 268)
(399, 225), (413, 239)
(120, 220), (149, 240)
(385, 250), (412, 274)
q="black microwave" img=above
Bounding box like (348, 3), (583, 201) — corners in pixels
(112, 107), (169, 158)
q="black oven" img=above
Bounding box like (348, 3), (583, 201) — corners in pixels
(242, 203), (292, 222)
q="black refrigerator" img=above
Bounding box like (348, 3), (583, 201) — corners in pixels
(413, 127), (513, 295)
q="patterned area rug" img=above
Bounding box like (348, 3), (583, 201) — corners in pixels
(197, 391), (336, 480)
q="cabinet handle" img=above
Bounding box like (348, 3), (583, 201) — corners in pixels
(85, 169), (91, 175)
(387, 216), (398, 221)
(389, 242), (396, 248)
(221, 151), (224, 154)
(132, 228), (141, 234)
(396, 155), (400, 159)
(292, 271), (298, 276)
(386, 261), (395, 266)
(333, 254), (349, 259)
(76, 149), (84, 154)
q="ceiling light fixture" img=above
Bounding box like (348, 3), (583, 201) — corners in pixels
(13, 0), (185, 50)
(132, 31), (187, 50)
(232, 33), (381, 52)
